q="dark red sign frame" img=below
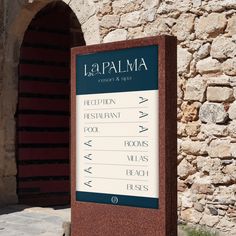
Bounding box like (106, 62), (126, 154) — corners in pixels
(71, 36), (177, 236)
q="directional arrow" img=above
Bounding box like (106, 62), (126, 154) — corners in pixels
(84, 154), (92, 161)
(139, 111), (148, 118)
(84, 167), (92, 174)
(84, 181), (92, 188)
(84, 140), (92, 147)
(139, 125), (148, 133)
(139, 96), (148, 104)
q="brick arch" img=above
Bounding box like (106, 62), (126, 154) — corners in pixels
(1, 0), (100, 205)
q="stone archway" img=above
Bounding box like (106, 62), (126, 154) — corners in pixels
(0, 0), (100, 205)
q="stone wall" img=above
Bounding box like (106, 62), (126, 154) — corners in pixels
(0, 0), (236, 234)
(95, 0), (236, 234)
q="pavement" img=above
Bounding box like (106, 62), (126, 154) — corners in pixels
(0, 204), (189, 236)
(0, 205), (70, 236)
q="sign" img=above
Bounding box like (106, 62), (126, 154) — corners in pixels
(71, 36), (177, 236)
(76, 46), (158, 208)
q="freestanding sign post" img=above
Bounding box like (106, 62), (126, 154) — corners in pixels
(71, 36), (177, 236)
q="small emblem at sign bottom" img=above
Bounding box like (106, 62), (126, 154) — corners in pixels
(111, 196), (118, 204)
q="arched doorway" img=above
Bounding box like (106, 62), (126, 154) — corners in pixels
(16, 2), (85, 206)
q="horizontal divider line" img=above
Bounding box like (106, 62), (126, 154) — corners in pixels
(84, 176), (148, 182)
(84, 106), (148, 111)
(84, 149), (148, 153)
(84, 121), (148, 124)
(84, 163), (148, 167)
(84, 136), (148, 138)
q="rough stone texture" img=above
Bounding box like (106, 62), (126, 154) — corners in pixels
(184, 76), (206, 102)
(181, 140), (207, 155)
(228, 101), (236, 120)
(120, 11), (142, 28)
(195, 13), (227, 39)
(207, 87), (234, 102)
(200, 214), (220, 227)
(100, 15), (120, 28)
(1, 0), (236, 234)
(211, 36), (236, 59)
(103, 29), (127, 43)
(177, 46), (193, 74)
(172, 14), (195, 41)
(226, 14), (236, 36)
(197, 43), (211, 59)
(222, 58), (236, 76)
(196, 57), (221, 75)
(199, 102), (228, 124)
(206, 75), (231, 86)
(201, 124), (228, 137)
(178, 159), (196, 179)
(181, 102), (200, 123)
(208, 139), (232, 158)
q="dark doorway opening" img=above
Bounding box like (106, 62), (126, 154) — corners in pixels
(17, 2), (85, 206)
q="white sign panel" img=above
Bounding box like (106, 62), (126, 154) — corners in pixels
(76, 46), (159, 208)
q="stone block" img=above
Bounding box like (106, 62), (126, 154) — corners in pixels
(199, 102), (228, 124)
(177, 46), (192, 74)
(181, 102), (200, 123)
(103, 29), (127, 43)
(181, 140), (207, 155)
(143, 0), (160, 9)
(201, 124), (228, 137)
(207, 87), (234, 102)
(81, 16), (100, 45)
(217, 217), (235, 231)
(226, 14), (236, 36)
(141, 8), (156, 23)
(144, 17), (170, 36)
(172, 13), (195, 41)
(211, 36), (236, 59)
(185, 122), (201, 137)
(228, 121), (236, 138)
(222, 58), (236, 76)
(70, 0), (96, 25)
(100, 15), (120, 28)
(228, 101), (236, 120)
(192, 182), (214, 194)
(206, 75), (231, 86)
(178, 159), (196, 179)
(196, 156), (215, 173)
(200, 214), (219, 227)
(196, 57), (221, 75)
(222, 164), (236, 181)
(197, 43), (210, 59)
(112, 0), (142, 14)
(181, 208), (202, 224)
(184, 76), (206, 102)
(208, 139), (231, 158)
(195, 13), (227, 39)
(120, 10), (142, 28)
